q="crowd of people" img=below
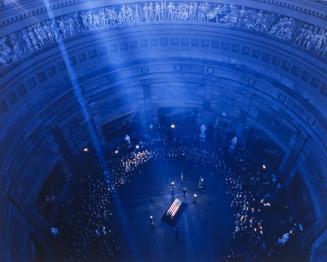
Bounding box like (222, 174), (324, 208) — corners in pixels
(1, 2), (326, 67)
(121, 149), (152, 173)
(49, 154), (118, 261)
(46, 122), (306, 261)
(223, 137), (307, 261)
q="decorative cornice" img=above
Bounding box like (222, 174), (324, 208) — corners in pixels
(1, 1), (327, 19)
(0, 1), (327, 71)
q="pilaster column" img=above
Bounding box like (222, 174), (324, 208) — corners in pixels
(279, 132), (309, 185)
(299, 213), (327, 251)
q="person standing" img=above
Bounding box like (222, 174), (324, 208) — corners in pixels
(182, 187), (188, 198)
(170, 181), (175, 199)
(193, 193), (198, 204)
(149, 215), (155, 226)
(198, 176), (204, 189)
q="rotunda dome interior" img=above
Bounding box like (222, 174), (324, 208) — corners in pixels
(0, 0), (327, 261)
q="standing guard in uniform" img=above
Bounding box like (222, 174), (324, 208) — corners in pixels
(170, 181), (175, 199)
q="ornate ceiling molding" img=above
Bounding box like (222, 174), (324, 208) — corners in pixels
(1, 1), (327, 70)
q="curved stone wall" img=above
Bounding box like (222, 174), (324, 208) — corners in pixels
(1, 1), (327, 69)
(1, 0), (327, 22)
(1, 23), (326, 210)
(0, 1), (327, 261)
